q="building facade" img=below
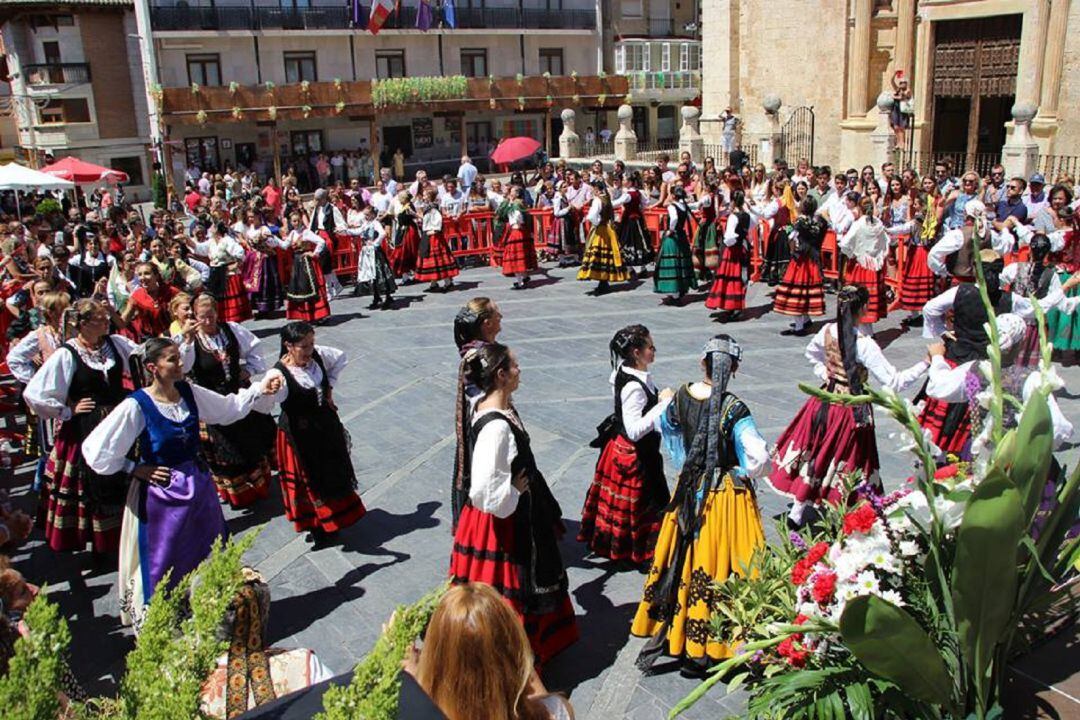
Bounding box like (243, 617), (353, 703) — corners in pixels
(147, 0), (607, 189)
(701, 0), (1080, 175)
(0, 0), (153, 197)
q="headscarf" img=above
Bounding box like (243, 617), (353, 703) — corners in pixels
(991, 313), (1027, 352)
(965, 198), (990, 244)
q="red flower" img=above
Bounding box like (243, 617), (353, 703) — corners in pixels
(806, 542), (830, 565)
(791, 543), (831, 585)
(793, 614), (809, 625)
(842, 504), (877, 535)
(791, 559), (810, 586)
(777, 637), (809, 667)
(934, 464), (959, 480)
(811, 570), (837, 604)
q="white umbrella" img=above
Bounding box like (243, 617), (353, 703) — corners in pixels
(0, 163), (75, 220)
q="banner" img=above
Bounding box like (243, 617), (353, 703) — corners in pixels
(441, 0), (456, 28)
(416, 0), (433, 31)
(368, 0), (395, 34)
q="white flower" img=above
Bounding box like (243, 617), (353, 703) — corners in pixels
(879, 589), (906, 607)
(898, 539), (921, 557)
(978, 360), (993, 380)
(866, 547), (902, 574)
(854, 570), (880, 594)
(975, 387), (994, 410)
(1037, 367), (1064, 392)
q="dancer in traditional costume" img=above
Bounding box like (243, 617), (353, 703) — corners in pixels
(838, 197), (889, 329)
(82, 338), (280, 627)
(243, 226), (286, 316)
(705, 190), (751, 320)
(774, 197), (828, 336)
(578, 181), (628, 295)
(414, 188), (459, 293)
(918, 251), (1008, 457)
(653, 186), (696, 304)
(24, 299), (139, 553)
(769, 286), (928, 526)
(631, 334), (769, 674)
(928, 200), (1012, 284)
(352, 205), (397, 309)
(547, 184), (578, 266)
(119, 263), (178, 341)
(500, 186), (537, 290)
(1044, 214), (1080, 358)
(689, 181), (719, 287)
(69, 236), (114, 298)
(612, 172), (654, 278)
(925, 313), (1073, 460)
(449, 343), (578, 665)
(451, 298), (502, 530)
(187, 225), (252, 324)
(307, 189), (347, 300)
(390, 191), (421, 282)
(177, 294), (276, 509)
(1000, 233), (1065, 366)
(579, 325), (671, 565)
(283, 213), (331, 323)
(7, 291), (69, 489)
(890, 192), (940, 325)
(759, 178), (798, 286)
(262, 322), (365, 541)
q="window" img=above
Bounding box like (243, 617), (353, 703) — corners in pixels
(39, 98), (91, 124)
(657, 105), (677, 141)
(110, 157), (144, 186)
(291, 130), (323, 156)
(539, 48), (563, 76)
(42, 42), (63, 83)
(187, 53), (221, 87)
(616, 43), (649, 74)
(375, 50), (406, 79)
(284, 51), (317, 83)
(632, 105), (647, 140)
(460, 48), (487, 78)
(620, 0), (643, 18)
(661, 43), (671, 72)
(465, 121), (492, 157)
(679, 43), (701, 72)
(185, 137), (219, 172)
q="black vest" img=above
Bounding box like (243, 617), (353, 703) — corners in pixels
(310, 204), (336, 234)
(190, 324), (241, 395)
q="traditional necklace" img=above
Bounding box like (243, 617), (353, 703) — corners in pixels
(198, 327), (231, 383)
(74, 335), (109, 370)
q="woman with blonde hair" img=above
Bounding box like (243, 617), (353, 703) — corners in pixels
(412, 582), (574, 720)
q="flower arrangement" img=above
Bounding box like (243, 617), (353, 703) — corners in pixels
(195, 110), (207, 125)
(675, 278), (1079, 719)
(334, 77), (343, 90)
(190, 82), (200, 96)
(335, 100), (346, 114)
(517, 96), (525, 110)
(598, 93), (607, 105)
(570, 70), (578, 81)
(300, 80), (311, 95)
(301, 104), (313, 118)
(231, 106), (242, 120)
(542, 71), (552, 81)
(572, 93), (581, 104)
(264, 80), (275, 92)
(371, 76), (468, 108)
(267, 106), (278, 120)
(489, 98), (497, 109)
(515, 73), (524, 86)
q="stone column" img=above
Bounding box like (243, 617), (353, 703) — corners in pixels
(760, 95), (782, 164)
(869, 92), (896, 167)
(614, 104), (637, 161)
(699, 0), (738, 143)
(846, 0), (873, 118)
(1016, 0), (1050, 109)
(559, 108), (580, 160)
(1001, 103), (1040, 180)
(1038, 0), (1069, 118)
(894, 0), (915, 79)
(678, 105), (704, 162)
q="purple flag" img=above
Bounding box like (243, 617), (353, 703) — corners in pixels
(352, 0), (361, 25)
(416, 0), (433, 31)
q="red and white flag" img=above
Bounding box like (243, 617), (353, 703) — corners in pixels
(367, 0), (395, 34)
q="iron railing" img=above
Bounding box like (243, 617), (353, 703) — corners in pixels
(895, 150), (1001, 178)
(627, 70), (699, 92)
(635, 140), (679, 162)
(701, 143), (759, 169)
(23, 63), (91, 86)
(1035, 155), (1080, 181)
(150, 3), (594, 31)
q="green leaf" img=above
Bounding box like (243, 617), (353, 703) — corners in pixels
(1006, 393), (1053, 522)
(839, 595), (952, 705)
(844, 681), (874, 720)
(952, 468), (1024, 687)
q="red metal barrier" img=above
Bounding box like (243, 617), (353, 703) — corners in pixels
(820, 230), (841, 282)
(452, 211), (499, 266)
(332, 232), (358, 281)
(885, 235), (907, 310)
(749, 220), (771, 282)
(529, 208), (554, 249)
(643, 207), (667, 251)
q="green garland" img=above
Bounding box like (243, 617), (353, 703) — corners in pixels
(371, 76), (468, 108)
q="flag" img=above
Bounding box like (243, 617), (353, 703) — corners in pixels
(352, 0), (361, 25)
(441, 0), (456, 28)
(416, 0), (433, 31)
(367, 0), (395, 34)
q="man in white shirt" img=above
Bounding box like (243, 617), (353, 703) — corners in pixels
(1023, 173), (1049, 218)
(330, 152), (346, 184)
(439, 177), (463, 216)
(368, 180), (393, 219)
(457, 155), (478, 192)
(598, 127), (613, 143)
(379, 167), (399, 196)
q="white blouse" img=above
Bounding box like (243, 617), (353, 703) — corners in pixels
(839, 216), (889, 271)
(82, 382), (269, 475)
(6, 326), (64, 384)
(925, 357), (1073, 448)
(285, 228), (326, 255)
(610, 365), (672, 442)
(551, 193), (571, 218)
(193, 235), (246, 267)
(468, 406), (521, 519)
(805, 323), (928, 392)
(422, 208), (443, 235)
(1000, 263), (1065, 320)
(175, 321), (267, 377)
(927, 227), (1013, 277)
(260, 345), (347, 408)
(586, 197), (604, 226)
(24, 335), (140, 421)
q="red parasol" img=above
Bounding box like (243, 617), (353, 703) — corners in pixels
(40, 156), (130, 184)
(489, 136), (542, 165)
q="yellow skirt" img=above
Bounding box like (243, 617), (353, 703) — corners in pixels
(630, 476), (765, 662)
(577, 224), (629, 282)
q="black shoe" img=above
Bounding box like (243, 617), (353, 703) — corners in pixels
(381, 298), (393, 309)
(728, 311), (742, 322)
(427, 282), (439, 292)
(781, 326), (811, 337)
(367, 300), (381, 309)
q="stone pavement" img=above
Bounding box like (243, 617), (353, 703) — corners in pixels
(10, 264), (1080, 719)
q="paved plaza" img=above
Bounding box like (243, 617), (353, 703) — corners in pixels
(12, 264), (1080, 719)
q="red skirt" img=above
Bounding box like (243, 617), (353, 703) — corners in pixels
(451, 505), (579, 664)
(768, 396), (880, 507)
(501, 227), (538, 277)
(704, 243), (747, 311)
(391, 225), (421, 277)
(898, 245), (937, 311)
(773, 256), (826, 317)
(577, 435), (663, 564)
(275, 428), (365, 533)
(285, 261), (331, 322)
(41, 424), (125, 553)
(918, 361), (971, 457)
(218, 272), (253, 323)
(415, 232), (460, 282)
(846, 262), (887, 323)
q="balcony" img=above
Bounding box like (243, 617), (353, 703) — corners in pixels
(627, 70), (699, 93)
(23, 63), (91, 86)
(149, 3), (595, 32)
(160, 73), (627, 125)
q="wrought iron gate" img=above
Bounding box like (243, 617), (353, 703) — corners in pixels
(780, 106), (815, 164)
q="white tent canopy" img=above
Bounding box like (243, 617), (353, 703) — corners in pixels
(0, 163), (75, 192)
